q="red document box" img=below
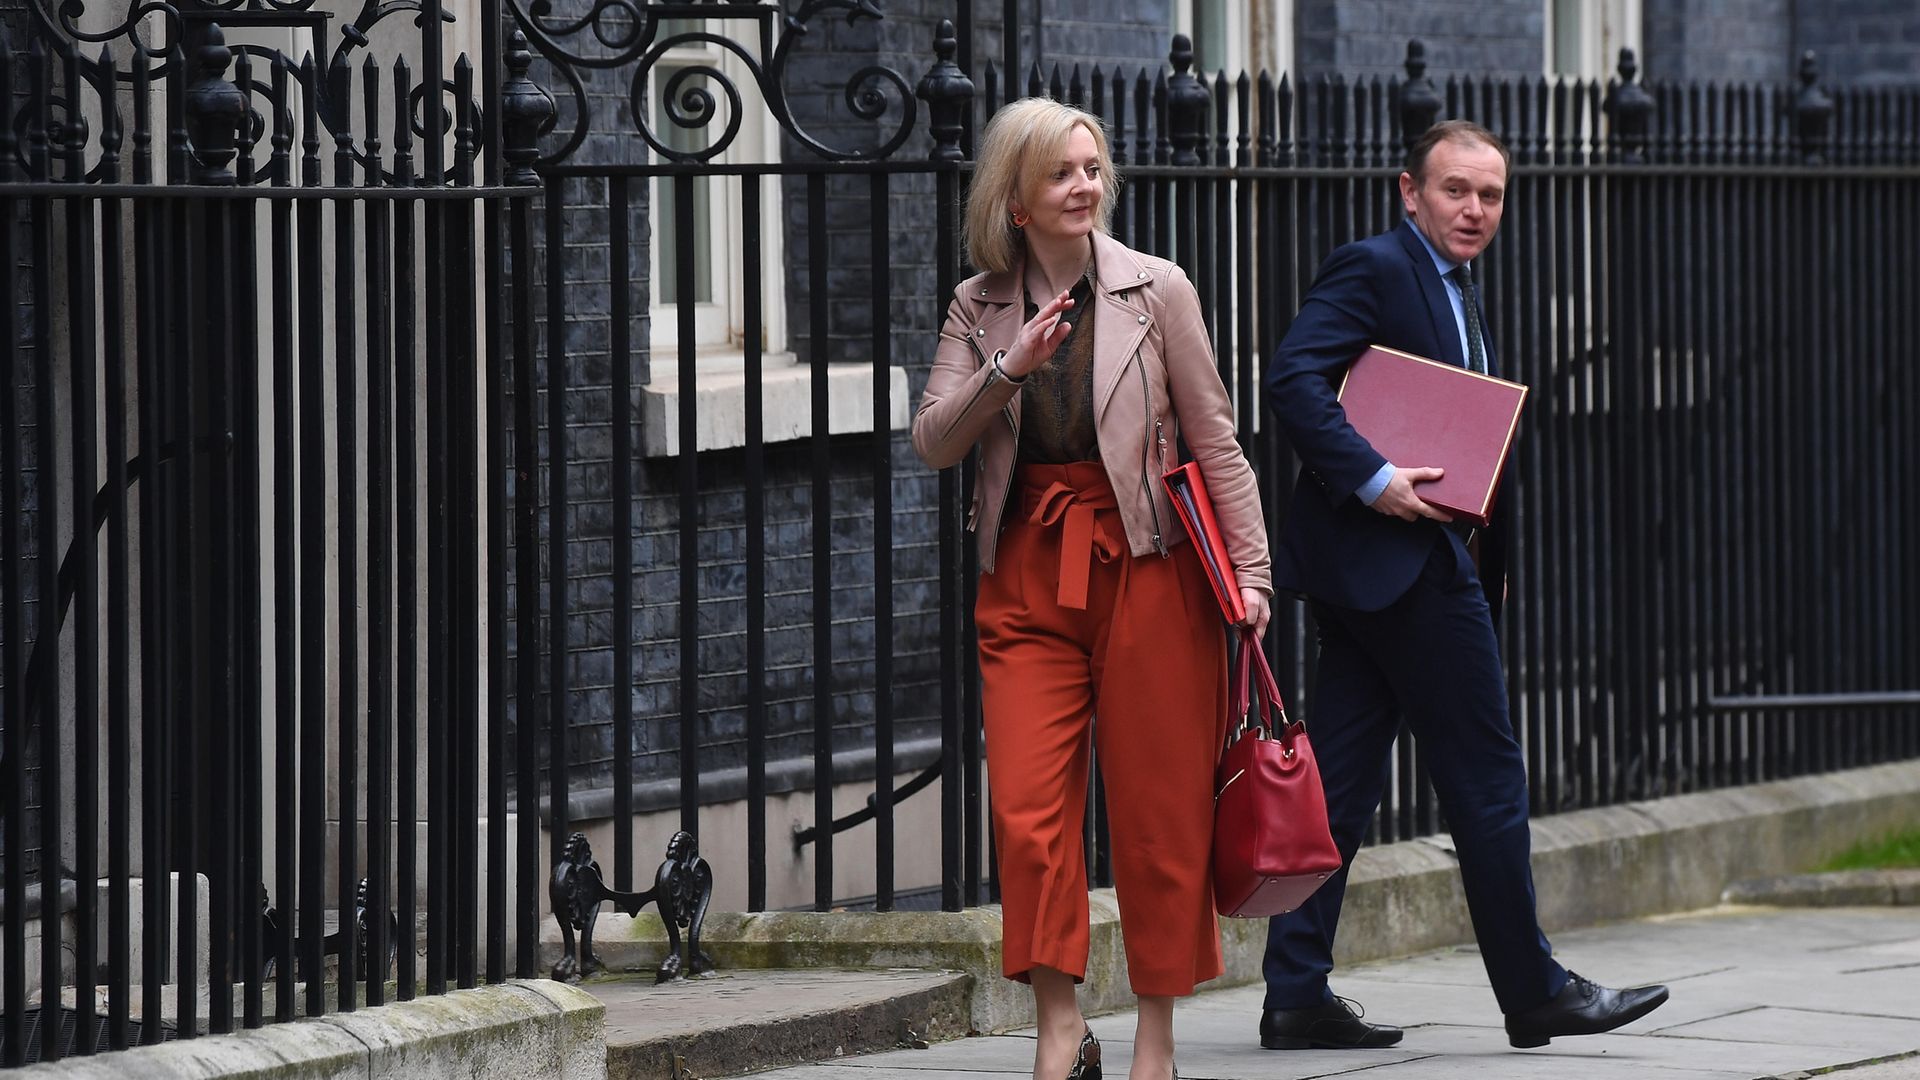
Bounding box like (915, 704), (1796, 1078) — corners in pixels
(1337, 345), (1528, 527)
(1161, 461), (1247, 625)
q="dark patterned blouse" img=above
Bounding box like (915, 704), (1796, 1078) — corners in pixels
(1016, 269), (1100, 464)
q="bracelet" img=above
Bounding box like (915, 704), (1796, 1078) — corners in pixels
(992, 349), (1027, 385)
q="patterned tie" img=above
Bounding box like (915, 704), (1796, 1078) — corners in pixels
(1448, 264), (1488, 375)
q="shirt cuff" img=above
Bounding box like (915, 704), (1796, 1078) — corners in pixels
(1358, 462), (1395, 506)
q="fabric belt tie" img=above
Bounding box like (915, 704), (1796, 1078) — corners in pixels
(1023, 478), (1122, 610)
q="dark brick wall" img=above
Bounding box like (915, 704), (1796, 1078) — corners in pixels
(1030, 0), (1179, 79)
(1293, 0), (1915, 91)
(1793, 0), (1920, 87)
(1293, 0), (1546, 85)
(511, 3), (652, 796)
(557, 436), (950, 792)
(1642, 0), (1795, 84)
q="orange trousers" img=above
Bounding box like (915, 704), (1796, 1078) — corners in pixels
(977, 462), (1229, 997)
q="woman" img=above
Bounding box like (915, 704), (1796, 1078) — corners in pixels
(912, 98), (1271, 1080)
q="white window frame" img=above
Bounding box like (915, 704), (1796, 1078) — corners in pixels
(647, 25), (788, 358)
(1175, 0), (1254, 75)
(1546, 0), (1643, 80)
(636, 19), (909, 457)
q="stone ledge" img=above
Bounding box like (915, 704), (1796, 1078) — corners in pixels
(13, 980), (606, 1080)
(587, 969), (971, 1080)
(640, 359), (910, 456)
(1722, 868), (1920, 907)
(548, 907), (1025, 1034)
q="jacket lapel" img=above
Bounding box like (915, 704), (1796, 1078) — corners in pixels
(1394, 220), (1469, 371)
(1090, 233), (1153, 420)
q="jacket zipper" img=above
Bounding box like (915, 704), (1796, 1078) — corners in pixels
(1137, 352), (1168, 555)
(966, 332), (1019, 551)
(943, 332), (1003, 442)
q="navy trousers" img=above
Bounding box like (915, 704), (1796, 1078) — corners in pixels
(1261, 532), (1567, 1016)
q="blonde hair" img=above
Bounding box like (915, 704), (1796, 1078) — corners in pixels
(964, 98), (1120, 274)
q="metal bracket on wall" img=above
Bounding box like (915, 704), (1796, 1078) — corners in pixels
(791, 759), (941, 849)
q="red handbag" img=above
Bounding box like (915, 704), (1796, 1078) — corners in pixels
(1212, 627), (1343, 918)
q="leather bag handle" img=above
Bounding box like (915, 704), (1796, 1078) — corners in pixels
(1226, 626), (1298, 750)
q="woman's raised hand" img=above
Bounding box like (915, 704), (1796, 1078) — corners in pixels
(999, 290), (1075, 379)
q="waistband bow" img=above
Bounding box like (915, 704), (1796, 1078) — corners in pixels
(1024, 479), (1122, 610)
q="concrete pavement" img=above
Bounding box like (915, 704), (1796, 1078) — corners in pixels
(750, 905), (1920, 1080)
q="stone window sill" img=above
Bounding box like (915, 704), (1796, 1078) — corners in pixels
(640, 351), (910, 456)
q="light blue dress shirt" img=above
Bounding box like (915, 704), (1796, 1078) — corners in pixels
(1356, 221), (1482, 506)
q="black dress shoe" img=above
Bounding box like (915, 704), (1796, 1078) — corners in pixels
(1260, 997), (1405, 1049)
(1504, 971), (1670, 1048)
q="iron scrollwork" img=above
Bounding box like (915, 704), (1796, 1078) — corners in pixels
(26, 0), (452, 81)
(550, 830), (715, 984)
(506, 0), (919, 165)
(20, 0), (475, 185)
(29, 0), (184, 64)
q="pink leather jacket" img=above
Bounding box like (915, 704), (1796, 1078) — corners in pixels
(913, 231), (1271, 595)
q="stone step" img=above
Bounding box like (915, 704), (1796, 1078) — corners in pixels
(581, 968), (972, 1080)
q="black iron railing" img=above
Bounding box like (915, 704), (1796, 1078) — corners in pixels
(0, 5), (535, 1063)
(1, 2), (1918, 1067)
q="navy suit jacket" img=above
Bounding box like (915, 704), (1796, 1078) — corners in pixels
(1265, 219), (1510, 622)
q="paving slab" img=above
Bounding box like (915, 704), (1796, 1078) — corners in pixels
(751, 907), (1920, 1080)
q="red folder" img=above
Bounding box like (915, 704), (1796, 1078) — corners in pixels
(1161, 461), (1247, 624)
(1337, 345), (1528, 527)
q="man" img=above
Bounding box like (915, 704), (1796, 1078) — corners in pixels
(1257, 120), (1670, 1051)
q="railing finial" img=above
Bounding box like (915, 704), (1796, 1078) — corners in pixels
(1399, 39), (1442, 148)
(1603, 46), (1655, 162)
(915, 19), (973, 162)
(500, 26), (554, 185)
(184, 20), (246, 184)
(1167, 33), (1208, 166)
(1793, 50), (1833, 164)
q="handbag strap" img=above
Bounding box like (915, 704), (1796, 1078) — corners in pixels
(1228, 625), (1254, 725)
(1226, 626), (1295, 747)
(1247, 632), (1290, 728)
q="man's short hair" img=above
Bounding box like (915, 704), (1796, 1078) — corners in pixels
(1406, 120), (1510, 181)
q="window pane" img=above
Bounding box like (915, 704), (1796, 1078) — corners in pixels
(1194, 0), (1227, 73)
(1553, 0), (1583, 75)
(656, 60), (714, 306)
